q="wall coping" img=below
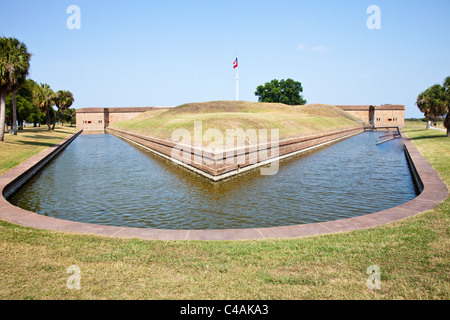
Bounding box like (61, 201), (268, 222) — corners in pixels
(0, 129), (447, 241)
(336, 105), (405, 111)
(76, 107), (169, 113)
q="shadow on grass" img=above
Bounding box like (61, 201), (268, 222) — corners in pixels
(5, 129), (76, 148)
(4, 126), (73, 133)
(403, 128), (429, 133)
(27, 134), (67, 140)
(18, 140), (61, 148)
(10, 128), (49, 134)
(408, 134), (448, 140)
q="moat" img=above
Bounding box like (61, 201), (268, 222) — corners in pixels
(9, 131), (418, 230)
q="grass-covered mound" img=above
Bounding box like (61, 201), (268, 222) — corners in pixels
(109, 101), (363, 142)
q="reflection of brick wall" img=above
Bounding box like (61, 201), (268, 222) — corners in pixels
(107, 126), (364, 180)
(76, 107), (169, 132)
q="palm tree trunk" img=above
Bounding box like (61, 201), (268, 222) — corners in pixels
(46, 110), (51, 130)
(12, 91), (17, 135)
(0, 92), (6, 142)
(52, 108), (62, 130)
(445, 113), (450, 138)
(52, 109), (58, 130)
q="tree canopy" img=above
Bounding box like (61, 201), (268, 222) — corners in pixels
(0, 37), (31, 141)
(53, 90), (75, 129)
(254, 78), (306, 105)
(33, 83), (55, 130)
(5, 79), (46, 127)
(1, 37), (75, 134)
(416, 76), (450, 136)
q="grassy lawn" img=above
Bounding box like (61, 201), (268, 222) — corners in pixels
(0, 123), (448, 300)
(0, 126), (78, 175)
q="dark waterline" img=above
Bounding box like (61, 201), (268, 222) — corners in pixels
(9, 132), (418, 230)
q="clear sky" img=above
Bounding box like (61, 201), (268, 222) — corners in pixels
(1, 0), (449, 117)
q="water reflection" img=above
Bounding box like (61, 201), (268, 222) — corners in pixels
(9, 132), (417, 229)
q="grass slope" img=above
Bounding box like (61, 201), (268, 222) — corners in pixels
(110, 101), (363, 142)
(0, 126), (78, 175)
(0, 123), (448, 299)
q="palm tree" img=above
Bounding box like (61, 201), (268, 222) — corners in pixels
(67, 108), (76, 127)
(416, 89), (433, 129)
(10, 39), (31, 135)
(443, 76), (450, 137)
(61, 91), (75, 126)
(0, 37), (31, 141)
(416, 84), (448, 130)
(53, 90), (74, 129)
(32, 83), (55, 130)
(62, 107), (76, 127)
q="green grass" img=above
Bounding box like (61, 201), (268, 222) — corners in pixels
(110, 101), (363, 142)
(404, 127), (450, 180)
(0, 122), (448, 299)
(0, 126), (77, 175)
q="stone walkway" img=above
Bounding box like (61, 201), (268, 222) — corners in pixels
(430, 126), (446, 132)
(0, 130), (447, 241)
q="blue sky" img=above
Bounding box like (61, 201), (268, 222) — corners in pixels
(1, 0), (449, 118)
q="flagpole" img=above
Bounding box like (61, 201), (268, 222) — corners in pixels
(235, 55), (239, 101)
(236, 67), (239, 101)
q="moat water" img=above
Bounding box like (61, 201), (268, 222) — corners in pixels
(9, 132), (418, 230)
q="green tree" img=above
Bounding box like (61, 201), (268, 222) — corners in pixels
(416, 88), (436, 129)
(33, 83), (55, 130)
(62, 107), (76, 127)
(53, 90), (74, 129)
(6, 93), (34, 129)
(416, 79), (450, 136)
(443, 76), (450, 137)
(5, 79), (38, 128)
(31, 108), (46, 127)
(0, 37), (31, 141)
(254, 78), (306, 105)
